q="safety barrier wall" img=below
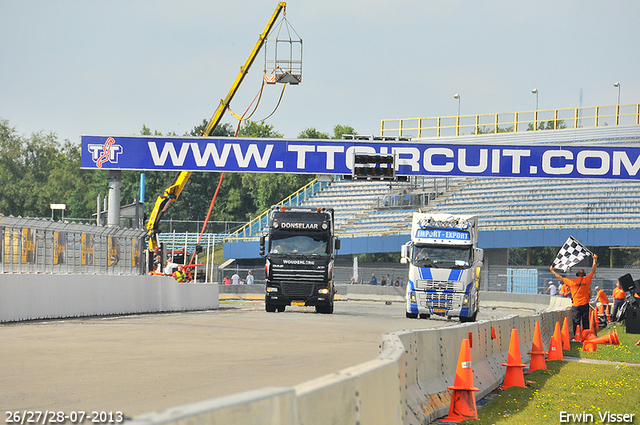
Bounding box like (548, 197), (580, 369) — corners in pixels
(0, 274), (219, 323)
(131, 293), (570, 425)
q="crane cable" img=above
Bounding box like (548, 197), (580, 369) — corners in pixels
(226, 81), (287, 124)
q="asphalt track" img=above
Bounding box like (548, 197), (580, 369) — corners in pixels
(1, 300), (526, 419)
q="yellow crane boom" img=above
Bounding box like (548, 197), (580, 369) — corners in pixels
(146, 2), (287, 251)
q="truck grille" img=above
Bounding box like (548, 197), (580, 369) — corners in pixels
(419, 292), (453, 308)
(281, 282), (315, 298)
(417, 280), (455, 291)
(272, 269), (325, 282)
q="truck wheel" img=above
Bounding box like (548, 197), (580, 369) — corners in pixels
(406, 312), (418, 319)
(315, 302), (333, 314)
(277, 305), (286, 312)
(460, 311), (477, 323)
(419, 313), (430, 319)
(265, 300), (276, 313)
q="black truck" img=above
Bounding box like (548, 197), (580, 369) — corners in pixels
(260, 205), (340, 314)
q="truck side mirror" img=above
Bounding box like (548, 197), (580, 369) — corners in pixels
(474, 248), (483, 263)
(259, 235), (265, 256)
(335, 238), (341, 250)
(400, 243), (409, 263)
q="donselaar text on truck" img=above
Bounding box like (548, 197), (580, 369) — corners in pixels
(402, 213), (483, 322)
(260, 206), (340, 314)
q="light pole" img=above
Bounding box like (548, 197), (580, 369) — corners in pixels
(614, 82), (621, 125)
(454, 94), (460, 136)
(532, 88), (538, 130)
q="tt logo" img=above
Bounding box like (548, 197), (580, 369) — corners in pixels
(87, 137), (123, 167)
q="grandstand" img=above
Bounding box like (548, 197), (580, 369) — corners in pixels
(224, 123), (640, 261)
(296, 176), (640, 235)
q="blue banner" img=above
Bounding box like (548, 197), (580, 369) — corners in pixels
(81, 135), (640, 179)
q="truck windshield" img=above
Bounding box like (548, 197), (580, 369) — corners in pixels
(412, 245), (472, 269)
(269, 235), (328, 255)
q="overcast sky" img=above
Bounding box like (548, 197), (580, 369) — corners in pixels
(2, 1), (639, 143)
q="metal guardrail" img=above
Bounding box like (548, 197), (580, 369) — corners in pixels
(381, 103), (640, 138)
(0, 214), (146, 275)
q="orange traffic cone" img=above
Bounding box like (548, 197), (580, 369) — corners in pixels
(592, 309), (599, 331)
(575, 325), (582, 342)
(527, 322), (547, 372)
(581, 328), (596, 341)
(440, 339), (479, 422)
(606, 305), (611, 322)
(547, 322), (563, 361)
(583, 333), (615, 353)
(502, 328), (527, 389)
(547, 334), (559, 360)
(561, 317), (571, 350)
(635, 339), (640, 347)
(491, 327), (497, 339)
(612, 330), (620, 345)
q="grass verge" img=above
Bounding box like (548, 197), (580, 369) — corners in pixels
(461, 323), (640, 424)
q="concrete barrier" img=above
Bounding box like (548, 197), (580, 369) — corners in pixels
(131, 387), (297, 425)
(0, 274), (219, 323)
(129, 292), (570, 425)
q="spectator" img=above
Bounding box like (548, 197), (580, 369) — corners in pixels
(148, 254), (163, 275)
(173, 265), (187, 283)
(370, 273), (378, 285)
(231, 272), (240, 285)
(545, 280), (557, 296)
(223, 276), (231, 285)
(381, 275), (387, 286)
(612, 281), (627, 322)
(349, 274), (355, 284)
(246, 270), (254, 285)
(559, 280), (571, 298)
(164, 257), (178, 275)
(595, 285), (609, 307)
(550, 253), (598, 336)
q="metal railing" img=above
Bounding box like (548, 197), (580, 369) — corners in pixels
(0, 214), (146, 275)
(224, 177), (330, 241)
(381, 103), (640, 138)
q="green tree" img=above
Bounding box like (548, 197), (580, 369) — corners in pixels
(237, 120), (283, 138)
(189, 119), (235, 137)
(298, 127), (330, 139)
(473, 126), (514, 135)
(333, 124), (357, 139)
(527, 119), (567, 131)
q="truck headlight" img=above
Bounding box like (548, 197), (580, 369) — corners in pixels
(318, 288), (329, 295)
(410, 292), (417, 303)
(266, 287), (278, 293)
(463, 296), (469, 305)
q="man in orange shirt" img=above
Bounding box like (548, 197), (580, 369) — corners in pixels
(550, 253), (598, 335)
(611, 281), (627, 322)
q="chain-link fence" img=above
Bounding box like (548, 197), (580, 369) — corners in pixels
(0, 215), (146, 275)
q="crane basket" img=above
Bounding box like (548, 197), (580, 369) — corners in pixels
(263, 15), (302, 85)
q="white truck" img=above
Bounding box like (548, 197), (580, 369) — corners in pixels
(401, 213), (483, 322)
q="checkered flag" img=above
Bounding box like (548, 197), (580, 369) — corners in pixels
(553, 236), (592, 272)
